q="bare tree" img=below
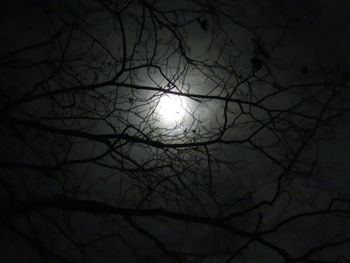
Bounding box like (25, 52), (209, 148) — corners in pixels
(1, 0), (350, 262)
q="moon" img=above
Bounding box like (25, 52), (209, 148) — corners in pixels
(157, 94), (187, 123)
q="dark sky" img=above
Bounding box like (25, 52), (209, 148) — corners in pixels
(1, 1), (350, 262)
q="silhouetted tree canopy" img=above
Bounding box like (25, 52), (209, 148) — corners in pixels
(1, 0), (350, 262)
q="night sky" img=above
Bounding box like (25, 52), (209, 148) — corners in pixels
(1, 0), (350, 262)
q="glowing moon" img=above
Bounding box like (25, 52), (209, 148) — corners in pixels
(157, 94), (187, 123)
